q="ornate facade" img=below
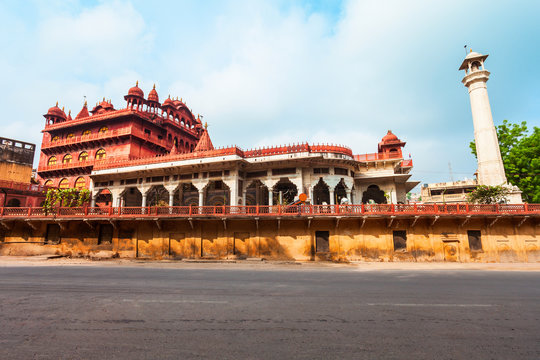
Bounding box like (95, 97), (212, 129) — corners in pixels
(37, 83), (204, 192)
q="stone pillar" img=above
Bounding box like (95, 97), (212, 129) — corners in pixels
(198, 190), (204, 206)
(347, 190), (352, 204)
(169, 193), (174, 207)
(242, 190), (247, 206)
(141, 194), (147, 207)
(269, 190), (273, 206)
(90, 195), (97, 207)
(329, 190), (335, 205)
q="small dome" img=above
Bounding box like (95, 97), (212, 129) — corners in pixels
(162, 95), (174, 107)
(148, 84), (159, 102)
(128, 81), (144, 98)
(47, 102), (66, 118)
(465, 51), (482, 59)
(381, 130), (398, 143)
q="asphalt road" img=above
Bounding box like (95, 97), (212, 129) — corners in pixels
(0, 264), (539, 359)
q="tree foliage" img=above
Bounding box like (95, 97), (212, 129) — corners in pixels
(43, 188), (90, 214)
(467, 185), (509, 204)
(470, 120), (540, 203)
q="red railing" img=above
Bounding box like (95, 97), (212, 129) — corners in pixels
(1, 203), (539, 219)
(354, 152), (402, 161)
(0, 180), (50, 193)
(93, 143), (354, 171)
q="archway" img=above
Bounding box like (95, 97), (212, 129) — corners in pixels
(95, 189), (112, 207)
(204, 180), (230, 206)
(313, 178), (330, 205)
(146, 185), (169, 206)
(176, 183), (199, 206)
(6, 198), (21, 207)
(273, 178), (298, 205)
(335, 179), (348, 204)
(245, 180), (269, 205)
(362, 185), (387, 204)
(122, 187), (143, 206)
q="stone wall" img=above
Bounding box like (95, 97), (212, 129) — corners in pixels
(0, 217), (538, 262)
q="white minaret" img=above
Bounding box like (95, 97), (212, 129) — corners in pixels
(460, 50), (507, 186)
(460, 50), (522, 202)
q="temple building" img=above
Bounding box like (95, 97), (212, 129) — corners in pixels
(37, 82), (204, 192)
(89, 129), (417, 209)
(36, 83), (418, 207)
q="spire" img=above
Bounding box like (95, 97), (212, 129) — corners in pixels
(136, 80), (139, 87)
(194, 127), (214, 152)
(75, 102), (90, 120)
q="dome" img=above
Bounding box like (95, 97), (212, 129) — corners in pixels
(148, 84), (159, 102)
(46, 102), (66, 118)
(381, 130), (398, 143)
(128, 81), (144, 98)
(162, 95), (174, 107)
(465, 51), (482, 59)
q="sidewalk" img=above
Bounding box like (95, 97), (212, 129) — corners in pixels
(0, 255), (539, 271)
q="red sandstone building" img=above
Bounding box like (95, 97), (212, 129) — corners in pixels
(37, 82), (205, 191)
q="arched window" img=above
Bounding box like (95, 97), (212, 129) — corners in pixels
(95, 148), (106, 160)
(63, 154), (72, 164)
(58, 178), (69, 189)
(74, 177), (86, 189)
(99, 126), (108, 134)
(82, 130), (91, 136)
(78, 151), (88, 162)
(47, 156), (57, 166)
(44, 180), (53, 187)
(67, 133), (74, 139)
(51, 135), (59, 142)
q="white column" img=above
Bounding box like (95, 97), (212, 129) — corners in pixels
(242, 190), (247, 206)
(347, 190), (352, 204)
(141, 194), (147, 207)
(268, 190), (273, 206)
(329, 190), (335, 205)
(169, 193), (174, 207)
(462, 57), (507, 186)
(198, 190), (204, 206)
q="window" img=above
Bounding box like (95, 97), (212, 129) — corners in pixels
(74, 177), (86, 189)
(393, 230), (407, 252)
(82, 130), (91, 136)
(467, 230), (483, 251)
(78, 151), (88, 162)
(67, 133), (74, 139)
(47, 156), (57, 166)
(63, 154), (72, 164)
(334, 167), (348, 176)
(95, 149), (106, 160)
(58, 178), (69, 189)
(271, 168), (296, 176)
(44, 180), (53, 187)
(98, 126), (108, 134)
(144, 129), (151, 135)
(315, 231), (330, 252)
(314, 168), (329, 174)
(51, 135), (59, 142)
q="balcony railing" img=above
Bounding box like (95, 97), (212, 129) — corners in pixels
(0, 180), (50, 193)
(1, 203), (538, 219)
(354, 152), (402, 161)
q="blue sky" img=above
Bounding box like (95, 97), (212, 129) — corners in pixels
(1, 0), (539, 189)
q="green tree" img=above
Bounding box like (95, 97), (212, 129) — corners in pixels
(467, 185), (509, 204)
(470, 120), (540, 203)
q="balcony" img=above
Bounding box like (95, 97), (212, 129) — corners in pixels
(1, 203), (538, 219)
(354, 152), (402, 162)
(42, 126), (171, 154)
